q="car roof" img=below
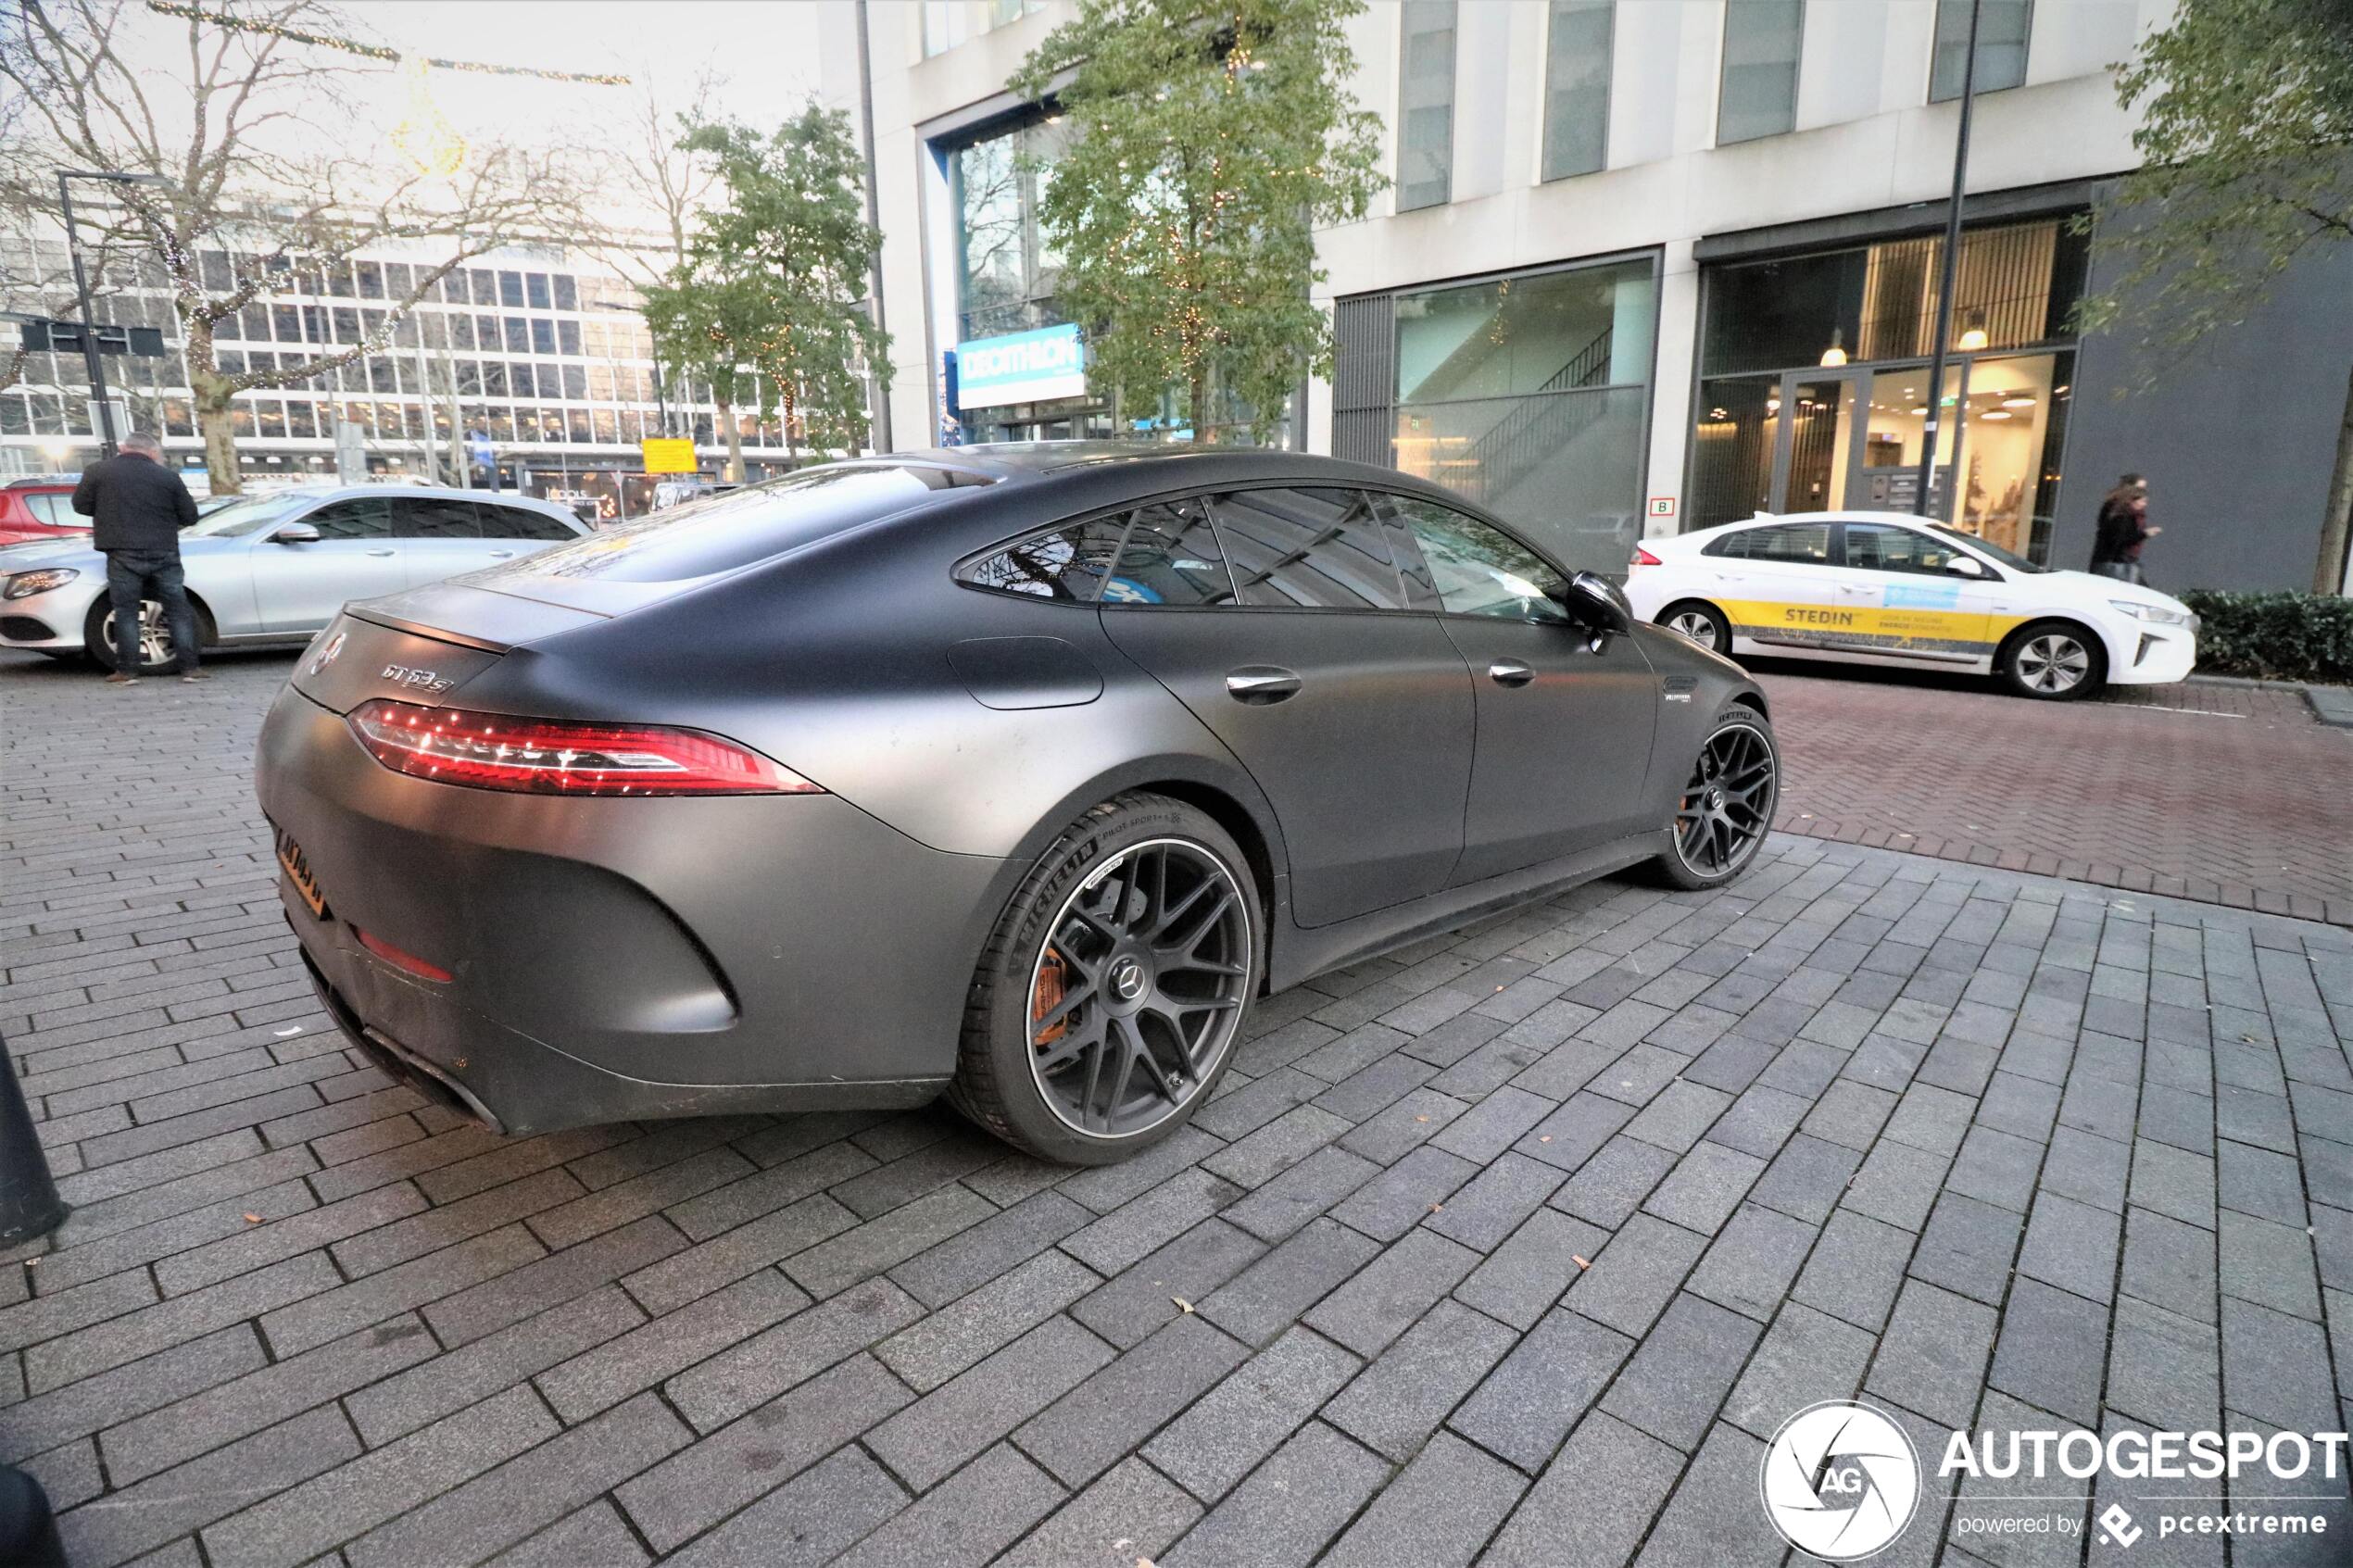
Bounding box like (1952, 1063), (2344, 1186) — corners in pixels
(866, 440), (1473, 496)
(258, 483), (575, 514)
(1690, 509), (1962, 533)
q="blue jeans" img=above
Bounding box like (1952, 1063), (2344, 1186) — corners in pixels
(104, 550), (199, 673)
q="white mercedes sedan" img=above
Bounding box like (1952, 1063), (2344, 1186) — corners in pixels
(1623, 511), (2198, 700)
(0, 485), (585, 674)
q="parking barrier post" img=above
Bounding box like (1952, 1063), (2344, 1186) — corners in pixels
(0, 1033), (65, 1248)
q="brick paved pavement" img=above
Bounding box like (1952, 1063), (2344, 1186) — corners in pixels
(1760, 663), (2353, 926)
(5, 650), (2353, 1567)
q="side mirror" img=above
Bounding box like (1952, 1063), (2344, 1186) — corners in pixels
(271, 522), (320, 545)
(1944, 554), (1989, 579)
(1559, 570), (1631, 651)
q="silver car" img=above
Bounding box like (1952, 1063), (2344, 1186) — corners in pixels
(0, 485), (586, 673)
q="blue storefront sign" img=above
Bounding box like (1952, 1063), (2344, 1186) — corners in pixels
(952, 322), (1087, 410)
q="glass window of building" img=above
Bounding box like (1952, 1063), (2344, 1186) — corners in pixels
(1690, 216), (2084, 559)
(923, 0), (1043, 57)
(1397, 0), (1457, 211)
(1541, 0), (1613, 182)
(1931, 0), (2032, 100)
(951, 119), (1068, 343)
(1389, 256), (1656, 574)
(1718, 0), (1804, 144)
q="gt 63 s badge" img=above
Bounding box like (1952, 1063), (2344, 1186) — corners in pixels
(380, 664), (454, 694)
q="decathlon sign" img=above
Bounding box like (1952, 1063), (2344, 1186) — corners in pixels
(953, 322), (1087, 409)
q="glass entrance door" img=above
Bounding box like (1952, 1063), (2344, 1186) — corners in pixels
(1853, 366), (1963, 518)
(1770, 378), (1857, 513)
(1744, 364), (1969, 519)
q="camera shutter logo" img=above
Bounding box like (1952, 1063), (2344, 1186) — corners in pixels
(1759, 1400), (1920, 1560)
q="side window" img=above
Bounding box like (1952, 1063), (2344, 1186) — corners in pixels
(1213, 487), (1405, 610)
(27, 495), (72, 526)
(1742, 522), (1832, 564)
(1102, 499), (1235, 607)
(1703, 530), (1750, 558)
(1390, 495), (1569, 622)
(389, 497), (480, 539)
(1843, 522), (1961, 576)
(300, 498), (391, 540)
(958, 515), (1129, 602)
(478, 504), (576, 541)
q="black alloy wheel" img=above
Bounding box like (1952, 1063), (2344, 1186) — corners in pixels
(954, 793), (1261, 1163)
(1664, 713), (1777, 886)
(1026, 837), (1252, 1137)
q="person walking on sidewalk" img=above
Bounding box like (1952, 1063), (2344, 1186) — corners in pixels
(70, 431), (205, 684)
(2090, 472), (2160, 584)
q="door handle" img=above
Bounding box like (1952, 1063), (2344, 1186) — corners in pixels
(1836, 583), (1873, 596)
(1488, 659), (1536, 686)
(365, 548), (396, 558)
(487, 550), (514, 558)
(1225, 667), (1302, 705)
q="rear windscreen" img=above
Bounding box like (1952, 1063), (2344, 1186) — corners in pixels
(471, 465), (992, 585)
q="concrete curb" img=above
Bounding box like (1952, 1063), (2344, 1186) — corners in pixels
(2305, 684), (2353, 728)
(2183, 672), (2353, 727)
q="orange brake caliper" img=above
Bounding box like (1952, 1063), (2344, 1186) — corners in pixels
(1033, 948), (1070, 1047)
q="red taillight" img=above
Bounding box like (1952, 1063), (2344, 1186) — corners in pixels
(1630, 546), (1662, 570)
(346, 699), (824, 797)
(353, 927), (454, 983)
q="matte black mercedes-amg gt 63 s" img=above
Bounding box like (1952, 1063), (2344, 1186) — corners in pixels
(257, 444), (1776, 1164)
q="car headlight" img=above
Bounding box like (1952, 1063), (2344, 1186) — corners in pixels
(3, 568), (78, 599)
(2108, 599), (2192, 626)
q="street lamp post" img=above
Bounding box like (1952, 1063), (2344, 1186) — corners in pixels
(1912, 0), (1982, 520)
(57, 170), (170, 462)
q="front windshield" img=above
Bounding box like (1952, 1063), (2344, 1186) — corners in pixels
(186, 490), (320, 538)
(1931, 524), (2047, 574)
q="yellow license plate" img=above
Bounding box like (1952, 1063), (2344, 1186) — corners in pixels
(275, 830), (327, 919)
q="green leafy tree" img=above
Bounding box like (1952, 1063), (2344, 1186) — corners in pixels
(1011, 0), (1384, 444)
(643, 107), (888, 469)
(2079, 0), (2353, 592)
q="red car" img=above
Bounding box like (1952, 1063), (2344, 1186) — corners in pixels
(0, 479), (90, 548)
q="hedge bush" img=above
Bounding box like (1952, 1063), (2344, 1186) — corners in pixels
(2176, 589), (2353, 684)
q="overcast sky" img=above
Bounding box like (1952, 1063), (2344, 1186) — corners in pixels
(76, 1), (837, 238)
(352, 2), (829, 128)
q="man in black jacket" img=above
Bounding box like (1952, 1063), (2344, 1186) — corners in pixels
(70, 431), (203, 684)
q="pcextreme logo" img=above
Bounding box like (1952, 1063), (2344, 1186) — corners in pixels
(1759, 1401), (1921, 1560)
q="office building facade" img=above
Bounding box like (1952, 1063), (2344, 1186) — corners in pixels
(839, 0), (2351, 594)
(0, 232), (802, 516)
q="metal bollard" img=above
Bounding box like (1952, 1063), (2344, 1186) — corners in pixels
(0, 1034), (66, 1248)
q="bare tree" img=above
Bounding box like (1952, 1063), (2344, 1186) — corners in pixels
(603, 68), (725, 287)
(1, 0), (589, 491)
(584, 67), (736, 470)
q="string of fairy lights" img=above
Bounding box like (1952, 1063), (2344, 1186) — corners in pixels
(141, 2), (633, 83)
(142, 1), (629, 176)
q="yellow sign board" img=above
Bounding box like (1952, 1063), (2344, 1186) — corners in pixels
(640, 438), (698, 474)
